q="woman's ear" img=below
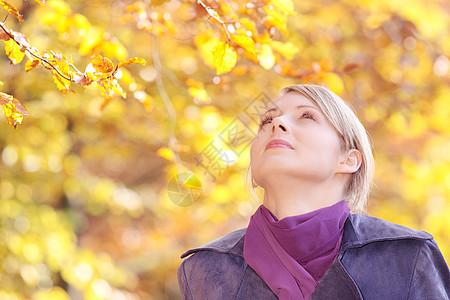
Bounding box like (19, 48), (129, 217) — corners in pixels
(337, 149), (362, 174)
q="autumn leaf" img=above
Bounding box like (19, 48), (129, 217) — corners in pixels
(342, 62), (364, 72)
(91, 54), (115, 73)
(263, 7), (288, 35)
(118, 57), (147, 68)
(97, 77), (126, 100)
(320, 72), (345, 95)
(0, 30), (10, 41)
(212, 41), (237, 75)
(269, 0), (296, 16)
(186, 78), (211, 104)
(270, 41), (299, 59)
(231, 35), (256, 54)
(25, 58), (41, 72)
(42, 51), (73, 94)
(239, 18), (257, 36)
(4, 38), (25, 64)
(0, 92), (28, 128)
(258, 43), (275, 70)
(73, 73), (91, 86)
(11, 31), (31, 52)
(33, 0), (46, 5)
(157, 147), (175, 161)
(0, 0), (24, 23)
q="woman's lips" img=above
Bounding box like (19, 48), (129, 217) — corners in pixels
(265, 139), (294, 151)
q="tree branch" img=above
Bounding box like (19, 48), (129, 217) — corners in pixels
(0, 21), (73, 82)
(151, 30), (184, 174)
(196, 0), (231, 41)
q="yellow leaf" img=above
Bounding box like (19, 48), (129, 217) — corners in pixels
(270, 41), (299, 59)
(188, 87), (211, 104)
(32, 0), (45, 5)
(194, 30), (220, 68)
(258, 44), (275, 70)
(52, 73), (72, 95)
(44, 51), (73, 94)
(212, 41), (237, 75)
(97, 77), (126, 100)
(157, 147), (174, 161)
(263, 6), (288, 34)
(118, 57), (147, 68)
(320, 72), (345, 95)
(101, 40), (128, 61)
(0, 92), (28, 128)
(90, 54), (115, 73)
(4, 38), (25, 64)
(73, 14), (90, 31)
(186, 79), (211, 103)
(269, 0), (296, 15)
(0, 81), (3, 85)
(79, 27), (103, 56)
(231, 35), (256, 54)
(239, 18), (257, 36)
(0, 0), (24, 23)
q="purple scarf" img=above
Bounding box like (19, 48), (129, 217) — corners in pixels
(243, 200), (350, 300)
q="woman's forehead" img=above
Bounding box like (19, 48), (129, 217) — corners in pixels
(265, 92), (319, 113)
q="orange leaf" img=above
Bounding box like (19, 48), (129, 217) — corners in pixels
(0, 30), (10, 41)
(0, 92), (28, 128)
(0, 0), (24, 24)
(25, 59), (40, 72)
(90, 54), (115, 73)
(118, 57), (147, 68)
(342, 62), (364, 72)
(4, 38), (25, 64)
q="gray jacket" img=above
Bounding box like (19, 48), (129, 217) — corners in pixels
(178, 213), (450, 299)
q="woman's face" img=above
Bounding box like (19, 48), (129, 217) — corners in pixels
(250, 91), (345, 187)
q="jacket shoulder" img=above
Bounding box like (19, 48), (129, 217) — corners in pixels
(343, 213), (433, 250)
(180, 228), (246, 259)
(178, 228), (248, 299)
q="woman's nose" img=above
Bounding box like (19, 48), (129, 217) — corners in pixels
(271, 118), (289, 134)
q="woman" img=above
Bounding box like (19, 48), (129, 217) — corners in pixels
(177, 84), (450, 299)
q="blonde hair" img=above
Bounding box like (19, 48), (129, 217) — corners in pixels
(247, 84), (375, 212)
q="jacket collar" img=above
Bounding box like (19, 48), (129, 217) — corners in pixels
(180, 213), (432, 259)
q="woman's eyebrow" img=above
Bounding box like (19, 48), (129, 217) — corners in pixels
(296, 105), (320, 111)
(262, 105), (320, 115)
(263, 107), (278, 115)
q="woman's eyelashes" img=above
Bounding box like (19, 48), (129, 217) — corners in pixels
(258, 114), (273, 128)
(300, 110), (316, 121)
(258, 111), (317, 129)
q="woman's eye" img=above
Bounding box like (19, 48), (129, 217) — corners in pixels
(301, 111), (315, 120)
(258, 116), (273, 128)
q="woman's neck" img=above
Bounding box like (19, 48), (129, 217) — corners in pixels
(261, 177), (347, 220)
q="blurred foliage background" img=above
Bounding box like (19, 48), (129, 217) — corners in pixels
(0, 0), (449, 299)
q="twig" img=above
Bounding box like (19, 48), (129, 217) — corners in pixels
(196, 0), (231, 41)
(0, 22), (73, 82)
(69, 62), (82, 74)
(151, 30), (184, 174)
